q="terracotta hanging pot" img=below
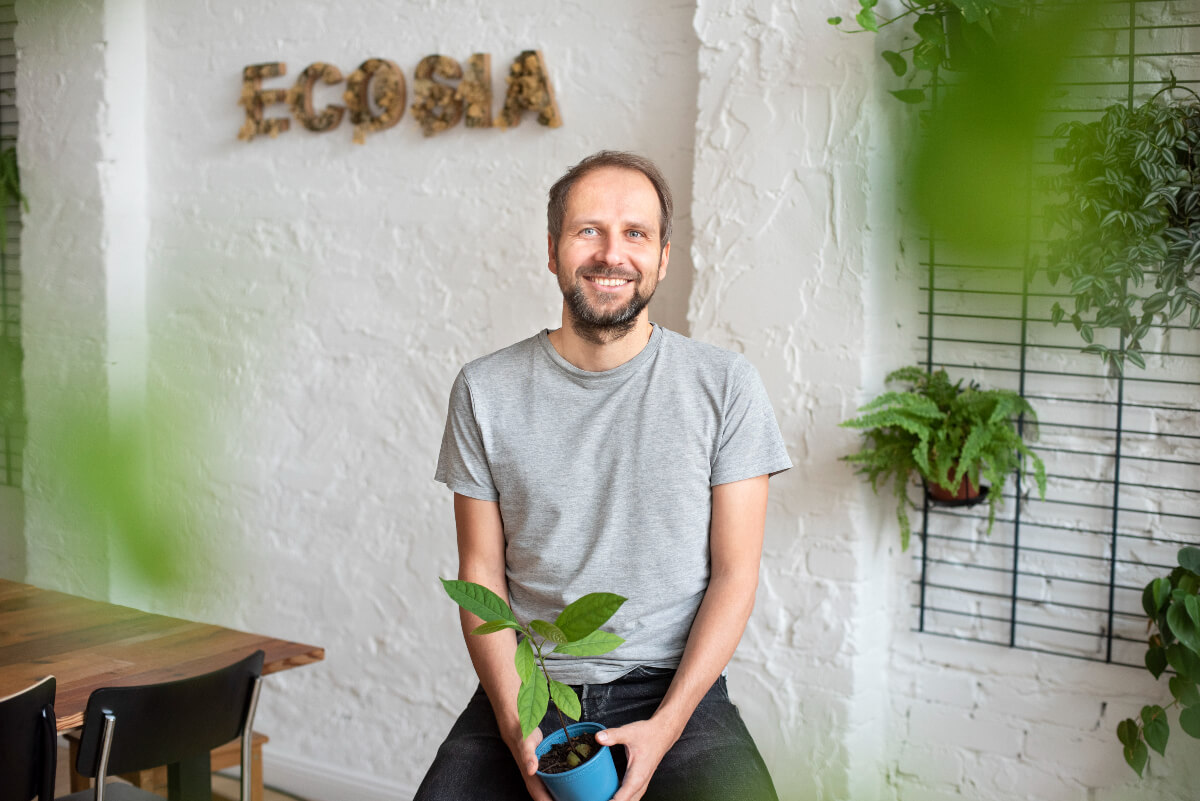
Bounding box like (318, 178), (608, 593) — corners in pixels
(926, 473), (989, 507)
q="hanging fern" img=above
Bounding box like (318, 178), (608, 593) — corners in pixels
(841, 366), (1047, 550)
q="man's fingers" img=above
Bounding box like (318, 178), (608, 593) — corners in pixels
(611, 768), (648, 801)
(596, 726), (623, 745)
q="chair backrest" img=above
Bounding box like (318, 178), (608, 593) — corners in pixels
(0, 675), (56, 801)
(74, 649), (264, 780)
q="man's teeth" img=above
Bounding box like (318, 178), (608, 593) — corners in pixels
(593, 278), (630, 287)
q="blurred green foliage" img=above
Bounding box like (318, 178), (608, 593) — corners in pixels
(832, 2), (1101, 257)
(47, 398), (189, 590)
(0, 143), (210, 593)
(906, 3), (1099, 256)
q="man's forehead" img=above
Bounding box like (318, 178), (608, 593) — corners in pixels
(563, 167), (659, 217)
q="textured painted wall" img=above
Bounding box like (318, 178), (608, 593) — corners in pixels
(16, 0), (113, 598)
(691, 2), (896, 798)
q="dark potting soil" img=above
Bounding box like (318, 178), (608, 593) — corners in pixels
(538, 732), (600, 775)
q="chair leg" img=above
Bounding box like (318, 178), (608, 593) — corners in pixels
(250, 743), (264, 801)
(67, 734), (90, 792)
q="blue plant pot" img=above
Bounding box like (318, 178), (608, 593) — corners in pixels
(535, 721), (619, 801)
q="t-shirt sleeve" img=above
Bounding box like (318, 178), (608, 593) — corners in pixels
(434, 369), (500, 501)
(710, 356), (792, 486)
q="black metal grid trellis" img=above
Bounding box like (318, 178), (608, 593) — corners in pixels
(913, 0), (1200, 668)
(1, 0), (22, 489)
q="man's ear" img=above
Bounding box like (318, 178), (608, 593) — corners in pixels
(658, 241), (671, 280)
(547, 233), (558, 275)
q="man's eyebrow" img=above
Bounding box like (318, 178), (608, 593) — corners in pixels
(568, 217), (658, 233)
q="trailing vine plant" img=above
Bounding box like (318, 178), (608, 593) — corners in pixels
(827, 0), (1028, 104)
(1044, 86), (1200, 371)
(1121, 546), (1200, 776)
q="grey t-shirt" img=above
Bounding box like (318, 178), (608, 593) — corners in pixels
(435, 324), (791, 683)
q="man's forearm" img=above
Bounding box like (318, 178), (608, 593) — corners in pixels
(654, 474), (768, 740)
(652, 566), (757, 738)
(460, 608), (525, 740)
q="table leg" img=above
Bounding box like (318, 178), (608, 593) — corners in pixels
(166, 752), (212, 801)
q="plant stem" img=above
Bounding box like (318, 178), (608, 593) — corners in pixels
(533, 641), (584, 762)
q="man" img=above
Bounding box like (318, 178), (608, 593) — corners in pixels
(419, 151), (790, 801)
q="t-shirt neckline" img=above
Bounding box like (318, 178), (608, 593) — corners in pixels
(536, 323), (664, 383)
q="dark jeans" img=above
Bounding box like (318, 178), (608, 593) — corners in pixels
(413, 667), (778, 801)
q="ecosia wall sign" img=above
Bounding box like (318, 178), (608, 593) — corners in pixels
(238, 50), (562, 144)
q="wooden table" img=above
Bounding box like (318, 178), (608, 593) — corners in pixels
(0, 579), (325, 732)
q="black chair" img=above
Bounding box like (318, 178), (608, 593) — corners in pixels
(0, 675), (56, 801)
(61, 650), (264, 801)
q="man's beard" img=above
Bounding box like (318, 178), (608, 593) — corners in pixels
(563, 270), (656, 345)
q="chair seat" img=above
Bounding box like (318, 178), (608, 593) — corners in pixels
(57, 781), (177, 801)
(65, 729), (270, 801)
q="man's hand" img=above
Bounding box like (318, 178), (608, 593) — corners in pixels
(596, 718), (682, 801)
(503, 724), (554, 801)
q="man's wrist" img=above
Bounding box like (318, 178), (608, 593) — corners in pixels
(649, 703), (690, 745)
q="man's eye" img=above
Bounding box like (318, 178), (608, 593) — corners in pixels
(628, 230), (645, 238)
(581, 227), (597, 235)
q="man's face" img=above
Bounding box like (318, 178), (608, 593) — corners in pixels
(549, 167), (670, 340)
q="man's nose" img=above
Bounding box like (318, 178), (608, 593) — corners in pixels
(598, 234), (624, 265)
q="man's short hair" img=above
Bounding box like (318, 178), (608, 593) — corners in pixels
(547, 150), (673, 247)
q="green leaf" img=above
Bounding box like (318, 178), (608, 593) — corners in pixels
(548, 680), (581, 721)
(555, 593), (627, 642)
(827, 16), (843, 25)
(890, 89), (926, 104)
(1167, 643), (1200, 680)
(471, 619), (521, 636)
(1170, 676), (1200, 707)
(1168, 604), (1200, 656)
(553, 629), (625, 657)
(912, 41), (943, 72)
(517, 675), (549, 739)
(1188, 595), (1200, 630)
(531, 619), (568, 645)
(1147, 644), (1168, 680)
(1145, 577), (1171, 617)
(881, 50), (907, 77)
(856, 7), (879, 32)
(1180, 547), (1200, 574)
(913, 13), (945, 46)
(1142, 705), (1169, 757)
(1117, 717), (1138, 748)
(515, 637), (536, 682)
(1124, 734), (1149, 777)
(1126, 349), (1146, 370)
(1181, 707), (1200, 739)
(440, 579), (516, 625)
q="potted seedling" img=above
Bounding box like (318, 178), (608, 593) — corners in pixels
(1119, 546), (1200, 777)
(841, 365), (1046, 550)
(440, 578), (626, 801)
